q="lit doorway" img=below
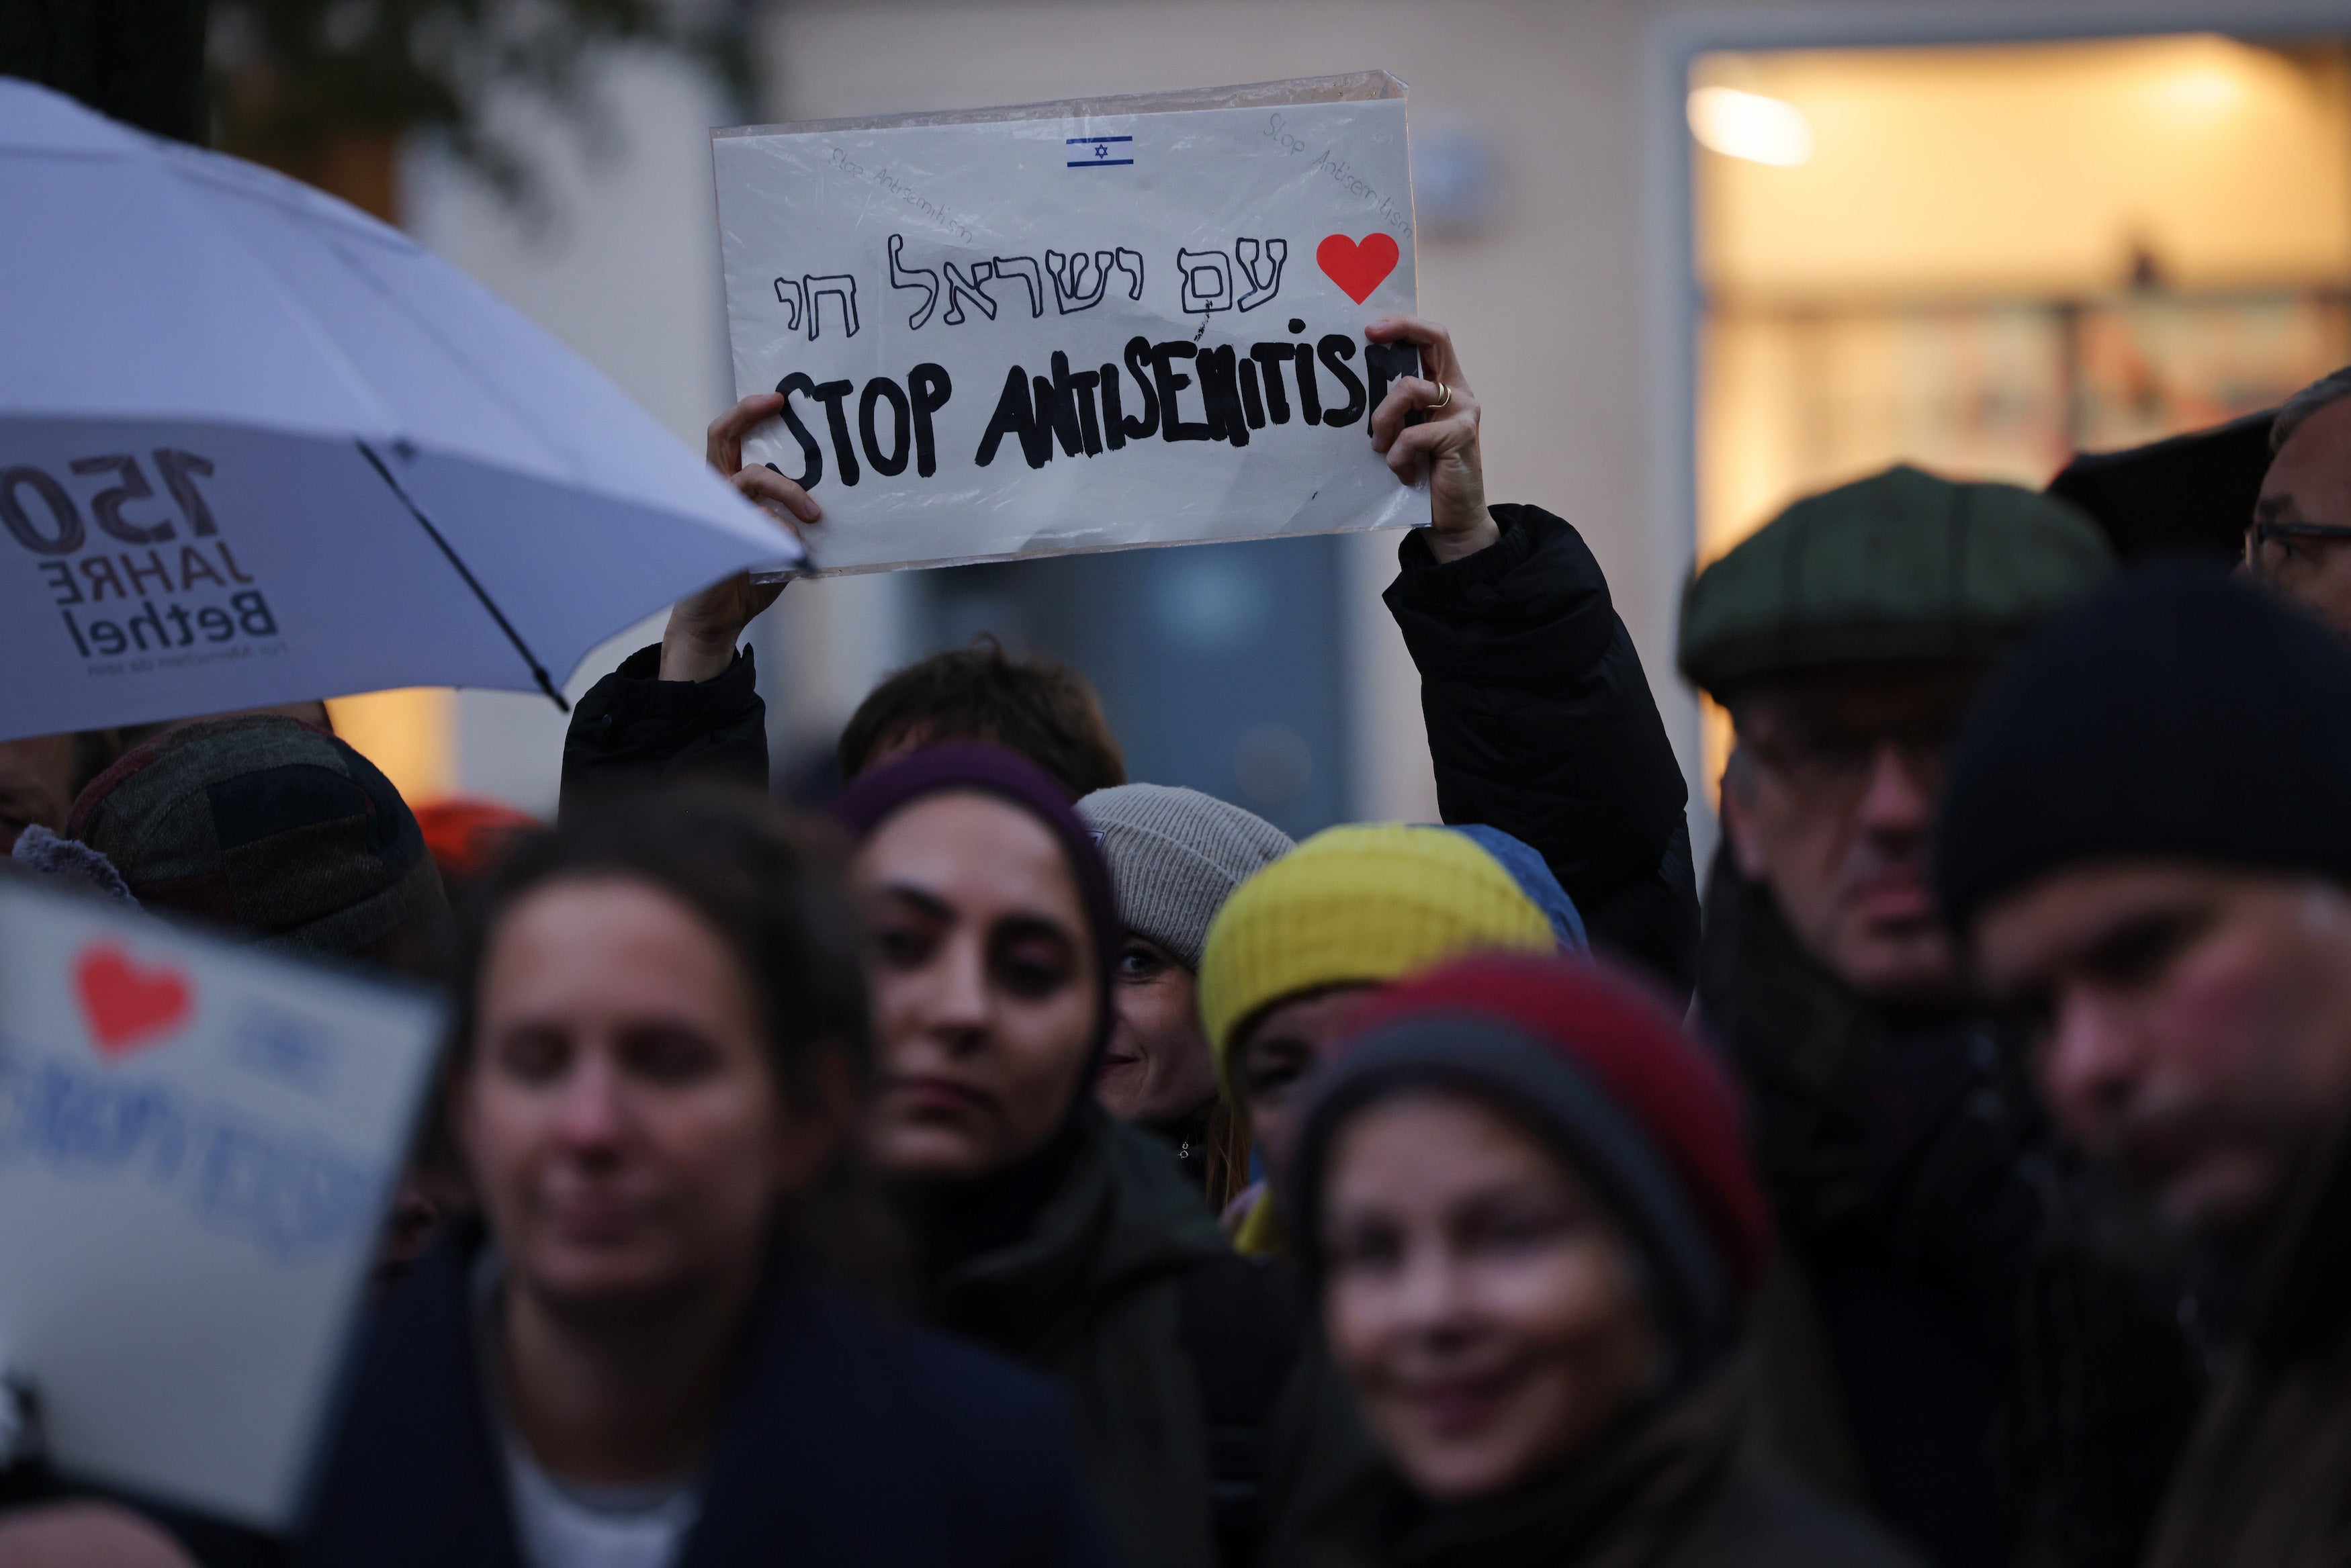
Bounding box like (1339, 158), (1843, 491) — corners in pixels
(1681, 25), (2351, 785)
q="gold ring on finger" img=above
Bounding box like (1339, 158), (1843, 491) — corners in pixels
(1426, 381), (1452, 412)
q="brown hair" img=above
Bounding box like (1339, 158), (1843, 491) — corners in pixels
(836, 635), (1126, 798)
(453, 788), (863, 1082)
(449, 784), (904, 1297)
(1201, 1098), (1253, 1213)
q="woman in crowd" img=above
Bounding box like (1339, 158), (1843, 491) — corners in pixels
(836, 743), (1364, 1568)
(1071, 794), (1577, 1221)
(1199, 823), (1557, 1254)
(1282, 953), (1917, 1567)
(302, 788), (1112, 1568)
(1076, 782), (1292, 1209)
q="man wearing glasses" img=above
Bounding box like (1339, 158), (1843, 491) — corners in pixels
(2248, 365), (2351, 635)
(1677, 467), (2199, 1568)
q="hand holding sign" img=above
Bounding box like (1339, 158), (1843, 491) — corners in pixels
(658, 394), (823, 682)
(1366, 315), (1493, 563)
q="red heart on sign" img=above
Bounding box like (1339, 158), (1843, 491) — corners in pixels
(1316, 233), (1401, 304)
(75, 945), (193, 1058)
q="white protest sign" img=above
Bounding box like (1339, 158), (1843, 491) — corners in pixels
(0, 873), (443, 1530)
(713, 71), (1425, 574)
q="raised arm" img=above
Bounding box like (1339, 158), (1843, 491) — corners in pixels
(558, 394), (817, 819)
(1366, 316), (1699, 993)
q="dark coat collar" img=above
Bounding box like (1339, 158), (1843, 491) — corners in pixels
(2241, 1125), (2351, 1369)
(1695, 854), (1971, 1247)
(303, 1220), (1082, 1568)
(924, 1105), (1227, 1361)
(1308, 1364), (1750, 1568)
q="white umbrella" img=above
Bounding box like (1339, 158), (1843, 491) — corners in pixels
(0, 79), (799, 743)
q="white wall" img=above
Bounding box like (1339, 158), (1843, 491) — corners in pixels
(400, 50), (738, 816)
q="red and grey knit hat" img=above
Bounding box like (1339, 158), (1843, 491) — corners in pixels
(1287, 953), (1770, 1365)
(67, 714), (447, 962)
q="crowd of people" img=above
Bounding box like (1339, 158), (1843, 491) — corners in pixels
(3, 315), (2351, 1568)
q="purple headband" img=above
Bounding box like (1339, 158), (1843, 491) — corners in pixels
(832, 741), (1120, 1060)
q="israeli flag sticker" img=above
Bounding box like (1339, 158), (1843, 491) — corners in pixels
(1067, 134), (1133, 169)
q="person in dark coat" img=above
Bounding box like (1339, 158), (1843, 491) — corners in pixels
(66, 714), (449, 968)
(2246, 365), (2351, 637)
(834, 743), (1368, 1568)
(1675, 468), (2200, 1568)
(553, 394), (810, 816)
(301, 788), (1114, 1568)
(1937, 565), (2351, 1568)
(1280, 953), (1918, 1568)
(558, 394), (1125, 819)
(1356, 317), (1697, 996)
(62, 712), (472, 1277)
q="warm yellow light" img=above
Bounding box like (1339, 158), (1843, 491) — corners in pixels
(1688, 86), (1815, 167)
(2149, 62), (2248, 117)
(325, 688), (453, 807)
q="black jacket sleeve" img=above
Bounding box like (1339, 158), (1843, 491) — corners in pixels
(1384, 504), (1699, 993)
(558, 642), (769, 821)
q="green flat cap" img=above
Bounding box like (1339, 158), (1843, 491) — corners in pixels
(1678, 464), (2113, 697)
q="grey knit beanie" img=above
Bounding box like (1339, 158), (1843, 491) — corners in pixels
(1076, 784), (1293, 970)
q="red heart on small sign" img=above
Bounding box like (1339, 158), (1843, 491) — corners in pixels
(75, 945), (193, 1059)
(1316, 233), (1401, 304)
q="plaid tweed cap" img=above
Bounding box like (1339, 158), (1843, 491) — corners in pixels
(68, 715), (446, 960)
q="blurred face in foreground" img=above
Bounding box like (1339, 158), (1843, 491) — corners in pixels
(1725, 662), (1982, 1003)
(1976, 862), (2351, 1240)
(461, 877), (832, 1312)
(1321, 1091), (1660, 1504)
(1096, 934), (1218, 1128)
(855, 792), (1100, 1183)
(2251, 398), (2351, 639)
(1231, 985), (1372, 1166)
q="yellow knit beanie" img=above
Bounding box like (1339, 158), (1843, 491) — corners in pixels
(1199, 823), (1555, 1086)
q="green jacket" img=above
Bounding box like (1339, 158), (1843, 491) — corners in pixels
(928, 1105), (1371, 1568)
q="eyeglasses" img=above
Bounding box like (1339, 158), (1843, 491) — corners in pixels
(2248, 520), (2351, 585)
(1741, 719), (1951, 797)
